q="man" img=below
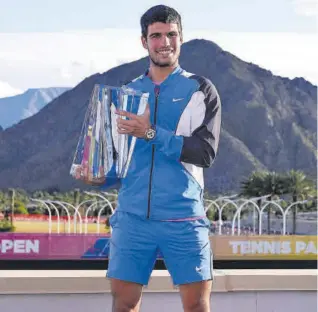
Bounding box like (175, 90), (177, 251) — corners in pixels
(84, 5), (221, 312)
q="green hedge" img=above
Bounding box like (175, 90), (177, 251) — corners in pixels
(14, 201), (28, 214)
(0, 219), (15, 232)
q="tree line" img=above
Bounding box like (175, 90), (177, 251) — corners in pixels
(0, 169), (316, 233)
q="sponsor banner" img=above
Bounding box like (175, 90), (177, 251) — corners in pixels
(211, 235), (317, 260)
(0, 233), (109, 259)
(0, 234), (316, 260)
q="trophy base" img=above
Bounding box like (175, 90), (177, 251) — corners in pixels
(70, 164), (106, 186)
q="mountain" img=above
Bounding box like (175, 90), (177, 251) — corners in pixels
(0, 87), (71, 129)
(0, 39), (316, 194)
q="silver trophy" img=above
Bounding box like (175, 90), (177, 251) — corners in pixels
(70, 84), (149, 184)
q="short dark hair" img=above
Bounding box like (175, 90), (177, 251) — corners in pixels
(140, 5), (183, 39)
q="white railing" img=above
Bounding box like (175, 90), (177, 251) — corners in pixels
(24, 194), (316, 235)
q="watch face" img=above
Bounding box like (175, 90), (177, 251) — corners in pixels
(147, 129), (155, 139)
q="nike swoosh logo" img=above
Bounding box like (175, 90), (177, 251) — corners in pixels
(172, 98), (183, 102)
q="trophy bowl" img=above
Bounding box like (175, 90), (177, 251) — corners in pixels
(70, 84), (149, 185)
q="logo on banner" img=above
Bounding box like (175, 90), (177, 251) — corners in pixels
(210, 235), (317, 260)
(0, 239), (40, 254)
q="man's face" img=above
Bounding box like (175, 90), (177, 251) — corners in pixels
(142, 22), (182, 68)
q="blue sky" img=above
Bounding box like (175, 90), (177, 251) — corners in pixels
(0, 0), (316, 32)
(0, 0), (317, 97)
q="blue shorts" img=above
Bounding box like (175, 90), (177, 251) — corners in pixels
(106, 211), (213, 286)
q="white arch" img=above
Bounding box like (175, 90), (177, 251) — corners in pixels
(48, 200), (72, 234)
(30, 199), (52, 234)
(204, 199), (221, 215)
(73, 199), (97, 233)
(283, 200), (308, 235)
(218, 199), (240, 235)
(76, 199), (95, 216)
(53, 201), (83, 233)
(45, 201), (61, 233)
(97, 202), (116, 234)
(249, 195), (273, 234)
(259, 200), (285, 235)
(84, 200), (105, 234)
(85, 191), (115, 214)
(232, 199), (261, 235)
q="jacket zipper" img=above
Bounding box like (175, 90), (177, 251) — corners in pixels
(147, 86), (160, 219)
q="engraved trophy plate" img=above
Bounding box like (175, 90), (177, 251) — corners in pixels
(70, 84), (149, 184)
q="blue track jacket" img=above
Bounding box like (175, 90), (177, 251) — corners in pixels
(100, 66), (221, 220)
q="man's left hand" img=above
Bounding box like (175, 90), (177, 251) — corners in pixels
(116, 104), (151, 138)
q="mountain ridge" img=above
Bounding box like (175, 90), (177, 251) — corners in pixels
(0, 38), (316, 193)
(0, 87), (71, 129)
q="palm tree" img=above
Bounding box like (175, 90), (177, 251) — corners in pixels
(240, 171), (268, 232)
(281, 170), (316, 234)
(261, 171), (285, 232)
(240, 171), (285, 233)
(240, 171), (267, 198)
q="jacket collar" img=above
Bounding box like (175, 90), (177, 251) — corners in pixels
(142, 65), (182, 87)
